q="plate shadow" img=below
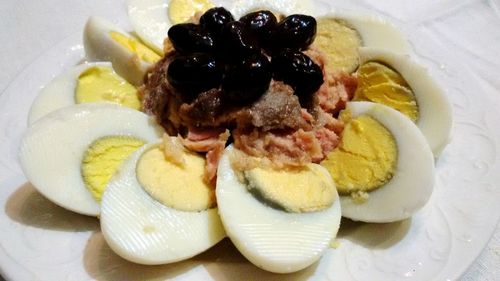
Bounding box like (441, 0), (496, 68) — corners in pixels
(84, 231), (208, 281)
(338, 217), (412, 249)
(202, 239), (320, 281)
(84, 233), (319, 281)
(5, 182), (99, 232)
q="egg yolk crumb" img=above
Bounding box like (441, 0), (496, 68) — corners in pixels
(168, 0), (214, 24)
(329, 239), (341, 249)
(82, 136), (145, 202)
(136, 144), (215, 212)
(312, 18), (362, 73)
(110, 31), (161, 63)
(243, 163), (337, 213)
(353, 61), (419, 122)
(75, 66), (141, 110)
(321, 111), (397, 201)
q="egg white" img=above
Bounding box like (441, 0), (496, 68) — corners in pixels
(319, 12), (411, 55)
(216, 146), (341, 273)
(359, 47), (453, 156)
(100, 142), (226, 265)
(27, 62), (123, 125)
(19, 103), (164, 216)
(127, 0), (172, 54)
(340, 102), (435, 223)
(83, 16), (153, 86)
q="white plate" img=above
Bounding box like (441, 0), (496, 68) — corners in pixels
(1, 1), (500, 280)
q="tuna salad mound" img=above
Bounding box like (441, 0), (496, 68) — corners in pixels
(141, 8), (357, 184)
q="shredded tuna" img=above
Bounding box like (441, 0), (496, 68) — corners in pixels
(181, 131), (227, 152)
(233, 128), (329, 167)
(141, 43), (357, 175)
(301, 109), (315, 123)
(317, 72), (358, 115)
(179, 130), (230, 186)
(315, 127), (340, 156)
(204, 138), (226, 186)
(161, 134), (186, 167)
(187, 126), (226, 141)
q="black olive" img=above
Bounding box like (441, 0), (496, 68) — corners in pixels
(239, 10), (277, 49)
(168, 23), (216, 54)
(199, 7), (235, 37)
(167, 53), (223, 101)
(272, 49), (323, 96)
(272, 14), (316, 51)
(219, 21), (260, 62)
(222, 53), (272, 104)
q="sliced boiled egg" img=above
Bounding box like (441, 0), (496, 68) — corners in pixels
(19, 103), (164, 216)
(100, 140), (225, 264)
(28, 62), (140, 125)
(216, 146), (341, 273)
(321, 102), (435, 223)
(230, 0), (315, 19)
(83, 16), (161, 86)
(312, 12), (410, 73)
(353, 47), (453, 156)
(127, 0), (214, 53)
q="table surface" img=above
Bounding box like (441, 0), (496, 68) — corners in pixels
(0, 0), (499, 280)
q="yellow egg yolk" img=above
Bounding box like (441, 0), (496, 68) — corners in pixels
(168, 0), (214, 24)
(136, 146), (215, 212)
(110, 31), (161, 63)
(321, 112), (397, 201)
(312, 18), (362, 73)
(82, 136), (145, 202)
(354, 61), (419, 122)
(75, 66), (141, 110)
(243, 164), (337, 213)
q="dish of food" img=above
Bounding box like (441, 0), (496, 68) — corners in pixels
(1, 0), (500, 280)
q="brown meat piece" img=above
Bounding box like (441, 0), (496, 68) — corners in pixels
(236, 81), (307, 131)
(141, 55), (183, 135)
(179, 89), (223, 127)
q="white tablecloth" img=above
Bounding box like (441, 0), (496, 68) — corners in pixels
(0, 0), (499, 280)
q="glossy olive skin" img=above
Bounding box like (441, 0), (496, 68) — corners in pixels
(273, 14), (316, 51)
(239, 10), (277, 48)
(199, 7), (235, 37)
(167, 53), (223, 101)
(168, 23), (216, 54)
(222, 53), (272, 103)
(219, 21), (260, 61)
(272, 49), (323, 96)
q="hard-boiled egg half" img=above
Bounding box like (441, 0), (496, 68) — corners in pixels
(216, 146), (341, 273)
(101, 139), (225, 264)
(312, 12), (411, 73)
(127, 0), (215, 53)
(352, 47), (453, 156)
(84, 16), (161, 86)
(28, 62), (140, 125)
(321, 102), (435, 223)
(19, 103), (164, 216)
